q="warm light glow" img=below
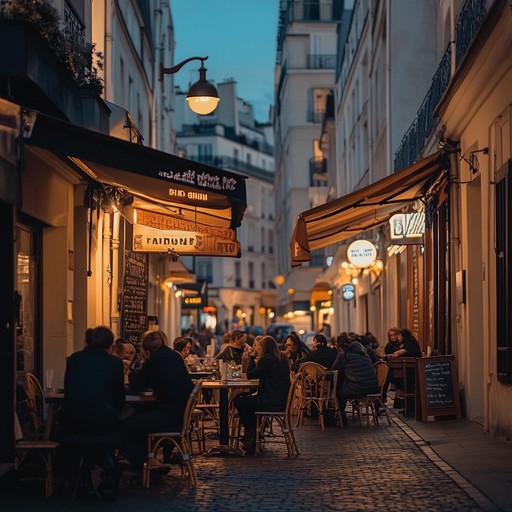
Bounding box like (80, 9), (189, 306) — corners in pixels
(186, 96), (220, 115)
(274, 274), (286, 286)
(174, 289), (182, 296)
(351, 277), (359, 285)
(287, 288), (295, 295)
(310, 305), (316, 312)
(268, 311), (275, 319)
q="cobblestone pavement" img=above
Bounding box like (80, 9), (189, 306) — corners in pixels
(2, 413), (501, 512)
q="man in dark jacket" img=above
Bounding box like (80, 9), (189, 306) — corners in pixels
(122, 330), (194, 471)
(62, 326), (125, 436)
(294, 333), (337, 371)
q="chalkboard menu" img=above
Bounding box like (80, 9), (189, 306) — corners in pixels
(416, 355), (461, 421)
(121, 251), (148, 345)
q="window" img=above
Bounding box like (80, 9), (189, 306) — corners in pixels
(197, 260), (213, 284)
(235, 262), (242, 288)
(496, 159), (512, 383)
(248, 262), (255, 289)
(198, 144), (213, 161)
(308, 88), (331, 123)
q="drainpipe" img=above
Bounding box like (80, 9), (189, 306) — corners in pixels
(151, 4), (163, 148)
(110, 210), (121, 336)
(102, 210), (112, 325)
(104, 0), (113, 99)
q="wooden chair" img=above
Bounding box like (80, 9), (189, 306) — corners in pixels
(15, 375), (59, 497)
(349, 361), (391, 426)
(142, 380), (202, 488)
(296, 362), (340, 430)
(255, 373), (301, 456)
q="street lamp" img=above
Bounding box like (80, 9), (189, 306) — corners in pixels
(159, 56), (220, 115)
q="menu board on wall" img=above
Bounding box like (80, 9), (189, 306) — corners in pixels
(121, 251), (148, 345)
(416, 355), (461, 421)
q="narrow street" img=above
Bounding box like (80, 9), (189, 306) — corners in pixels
(3, 409), (503, 512)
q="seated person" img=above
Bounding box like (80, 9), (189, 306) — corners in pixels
(283, 332), (305, 370)
(385, 328), (422, 407)
(122, 330), (194, 473)
(234, 336), (290, 454)
(216, 330), (249, 365)
(61, 326), (126, 496)
(332, 333), (378, 425)
(383, 327), (401, 356)
(173, 336), (201, 368)
(111, 338), (136, 387)
(294, 333), (337, 371)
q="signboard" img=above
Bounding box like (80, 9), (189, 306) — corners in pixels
(389, 213), (425, 243)
(121, 251), (148, 345)
(347, 240), (377, 268)
(181, 296), (205, 309)
(416, 355), (461, 421)
(132, 224), (240, 257)
(341, 284), (356, 301)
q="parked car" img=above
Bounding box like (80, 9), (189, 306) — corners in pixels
(265, 323), (295, 346)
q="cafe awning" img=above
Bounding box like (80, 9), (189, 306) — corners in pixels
(290, 151), (449, 266)
(25, 110), (247, 229)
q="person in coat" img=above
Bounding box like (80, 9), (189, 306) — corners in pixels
(234, 335), (291, 454)
(332, 333), (378, 424)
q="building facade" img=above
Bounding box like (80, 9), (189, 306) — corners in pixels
(274, 0), (343, 334)
(176, 81), (276, 334)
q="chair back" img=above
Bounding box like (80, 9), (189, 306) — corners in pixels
(181, 379), (203, 438)
(284, 372), (302, 418)
(297, 361), (329, 400)
(24, 373), (45, 439)
(374, 361), (389, 390)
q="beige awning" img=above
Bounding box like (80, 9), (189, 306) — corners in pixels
(290, 151), (449, 266)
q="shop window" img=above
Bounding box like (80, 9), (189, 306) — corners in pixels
(496, 159), (512, 383)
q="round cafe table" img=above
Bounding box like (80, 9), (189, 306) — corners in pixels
(200, 379), (259, 456)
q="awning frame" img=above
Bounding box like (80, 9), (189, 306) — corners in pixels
(291, 151), (449, 266)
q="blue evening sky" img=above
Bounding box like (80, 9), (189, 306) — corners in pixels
(171, 0), (279, 122)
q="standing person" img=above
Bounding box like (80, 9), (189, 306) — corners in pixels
(216, 330), (249, 365)
(332, 333), (378, 426)
(122, 330), (194, 473)
(234, 336), (291, 454)
(283, 332), (305, 370)
(294, 333), (337, 371)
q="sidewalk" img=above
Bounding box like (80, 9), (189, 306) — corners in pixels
(1, 406), (511, 511)
(394, 409), (512, 512)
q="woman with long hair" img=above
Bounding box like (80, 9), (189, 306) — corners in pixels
(234, 335), (291, 453)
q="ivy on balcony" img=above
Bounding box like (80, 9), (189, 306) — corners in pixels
(0, 0), (103, 94)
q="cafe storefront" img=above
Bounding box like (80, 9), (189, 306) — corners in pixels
(290, 150), (450, 350)
(0, 98), (247, 464)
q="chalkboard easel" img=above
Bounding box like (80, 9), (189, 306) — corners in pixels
(416, 355), (461, 422)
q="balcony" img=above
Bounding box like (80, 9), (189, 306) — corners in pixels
(308, 54), (336, 69)
(455, 0), (487, 66)
(310, 157), (328, 187)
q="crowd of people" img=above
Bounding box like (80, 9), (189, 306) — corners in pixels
(59, 323), (423, 496)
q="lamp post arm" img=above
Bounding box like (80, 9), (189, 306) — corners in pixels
(159, 56), (208, 81)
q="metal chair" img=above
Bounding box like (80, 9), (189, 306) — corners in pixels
(142, 380), (202, 488)
(255, 373), (301, 456)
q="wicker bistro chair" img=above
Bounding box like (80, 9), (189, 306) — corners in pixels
(296, 362), (343, 430)
(15, 373), (59, 497)
(255, 373), (301, 456)
(142, 380), (203, 488)
(348, 361), (391, 427)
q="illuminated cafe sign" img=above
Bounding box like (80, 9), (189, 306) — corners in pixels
(132, 224), (240, 257)
(183, 296), (204, 308)
(347, 240), (377, 268)
(168, 188), (209, 202)
(390, 213), (425, 241)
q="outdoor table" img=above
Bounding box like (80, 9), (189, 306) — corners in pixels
(200, 379), (259, 456)
(44, 390), (156, 440)
(387, 357), (418, 417)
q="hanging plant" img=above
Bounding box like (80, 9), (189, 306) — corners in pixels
(0, 0), (104, 94)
